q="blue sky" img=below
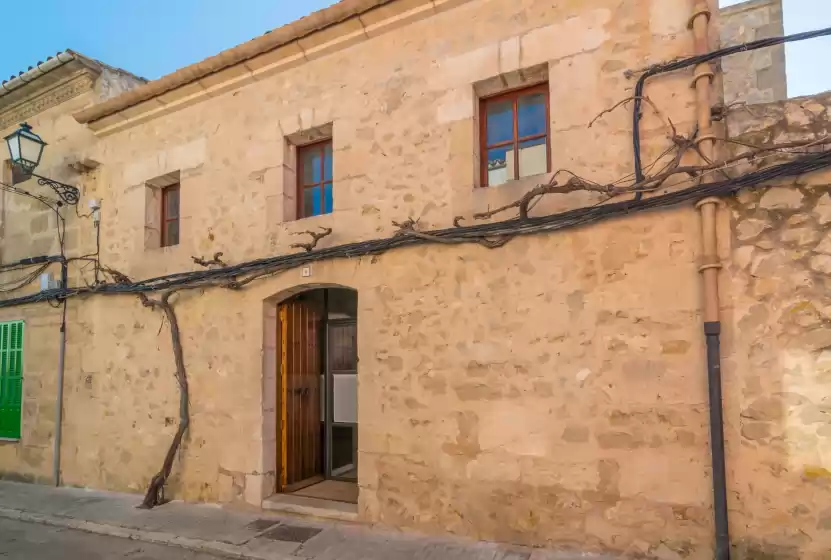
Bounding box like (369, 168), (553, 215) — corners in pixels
(0, 0), (337, 81)
(1, 1), (829, 97)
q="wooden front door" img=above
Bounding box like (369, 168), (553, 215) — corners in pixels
(279, 298), (323, 490)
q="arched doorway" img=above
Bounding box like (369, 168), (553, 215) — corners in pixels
(276, 287), (357, 504)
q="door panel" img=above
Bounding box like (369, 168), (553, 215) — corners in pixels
(326, 320), (358, 481)
(279, 299), (323, 489)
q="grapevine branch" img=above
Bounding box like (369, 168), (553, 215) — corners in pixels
(290, 227), (333, 252)
(393, 218), (512, 248)
(137, 291), (189, 509)
(3, 50), (831, 511)
(102, 267), (189, 509)
(192, 252), (227, 268)
(472, 132), (831, 222)
(588, 95), (677, 137)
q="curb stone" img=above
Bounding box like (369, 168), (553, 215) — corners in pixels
(0, 506), (293, 560)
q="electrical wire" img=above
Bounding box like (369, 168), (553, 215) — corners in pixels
(631, 25), (831, 197)
(0, 180), (66, 294)
(2, 26), (831, 308)
(0, 181), (60, 213)
(2, 149), (828, 309)
(0, 263), (50, 293)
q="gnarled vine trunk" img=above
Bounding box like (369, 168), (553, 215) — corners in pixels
(137, 292), (189, 509)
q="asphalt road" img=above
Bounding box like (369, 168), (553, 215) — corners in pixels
(0, 518), (223, 559)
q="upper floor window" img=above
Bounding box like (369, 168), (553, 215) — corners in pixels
(480, 84), (550, 187)
(297, 140), (333, 219)
(161, 183), (180, 247)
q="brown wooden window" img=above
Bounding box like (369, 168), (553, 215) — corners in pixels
(297, 140), (333, 219)
(161, 184), (180, 247)
(480, 84), (551, 187)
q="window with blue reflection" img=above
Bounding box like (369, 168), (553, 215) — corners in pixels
(298, 140), (334, 218)
(481, 85), (550, 187)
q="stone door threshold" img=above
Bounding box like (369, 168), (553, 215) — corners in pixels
(262, 493), (358, 523)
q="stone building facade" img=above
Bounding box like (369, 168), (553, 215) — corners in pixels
(2, 0), (831, 558)
(720, 0), (787, 105)
(0, 51), (143, 481)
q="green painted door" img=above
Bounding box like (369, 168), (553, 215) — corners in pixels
(0, 321), (23, 439)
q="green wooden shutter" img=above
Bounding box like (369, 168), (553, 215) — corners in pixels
(0, 321), (23, 439)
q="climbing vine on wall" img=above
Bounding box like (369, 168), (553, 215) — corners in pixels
(2, 29), (831, 507)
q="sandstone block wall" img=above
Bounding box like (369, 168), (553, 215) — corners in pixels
(70, 0), (709, 554)
(721, 91), (831, 558)
(720, 0), (787, 105)
(0, 84), (110, 484)
(15, 0), (825, 558)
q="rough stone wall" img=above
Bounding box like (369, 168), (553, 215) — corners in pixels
(720, 0), (787, 105)
(0, 86), (104, 484)
(722, 92), (831, 558)
(0, 0), (738, 557)
(94, 69), (147, 103)
(0, 90), (100, 263)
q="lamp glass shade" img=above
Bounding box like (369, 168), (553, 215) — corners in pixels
(5, 123), (46, 172)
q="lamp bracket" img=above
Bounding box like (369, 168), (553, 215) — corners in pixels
(32, 174), (80, 206)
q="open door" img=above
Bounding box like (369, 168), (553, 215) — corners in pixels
(326, 319), (358, 481)
(278, 298), (323, 491)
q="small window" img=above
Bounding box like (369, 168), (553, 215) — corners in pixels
(0, 321), (24, 440)
(161, 184), (180, 247)
(297, 140), (333, 219)
(480, 84), (550, 187)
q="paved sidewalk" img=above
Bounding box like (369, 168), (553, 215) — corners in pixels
(0, 481), (611, 560)
(0, 517), (220, 559)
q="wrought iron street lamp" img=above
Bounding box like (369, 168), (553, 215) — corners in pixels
(4, 122), (80, 205)
(5, 122), (45, 172)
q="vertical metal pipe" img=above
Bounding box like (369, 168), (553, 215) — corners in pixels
(53, 261), (68, 487)
(690, 1), (730, 558)
(697, 196), (730, 560)
(705, 319), (730, 559)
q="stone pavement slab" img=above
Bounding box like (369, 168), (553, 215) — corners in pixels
(0, 481), (616, 560)
(0, 481), (269, 545)
(0, 517), (222, 559)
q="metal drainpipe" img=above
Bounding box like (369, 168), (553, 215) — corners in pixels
(52, 259), (68, 487)
(690, 2), (730, 558)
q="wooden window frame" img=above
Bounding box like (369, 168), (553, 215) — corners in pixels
(160, 183), (180, 248)
(479, 83), (551, 187)
(297, 139), (333, 219)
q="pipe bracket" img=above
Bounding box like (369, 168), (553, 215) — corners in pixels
(695, 196), (725, 209)
(694, 133), (719, 148)
(687, 6), (712, 29)
(699, 261), (723, 273)
(691, 67), (715, 87)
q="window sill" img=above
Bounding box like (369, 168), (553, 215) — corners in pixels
(143, 242), (182, 253)
(470, 172), (597, 219)
(480, 172), (549, 191)
(289, 212), (337, 226)
(294, 209), (335, 222)
(295, 215), (333, 222)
